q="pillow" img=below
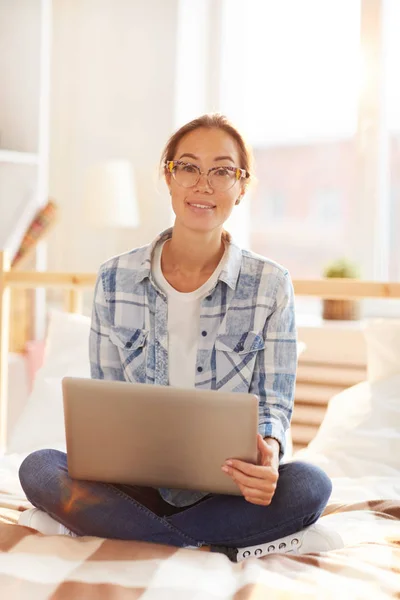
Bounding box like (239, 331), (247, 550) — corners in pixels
(297, 340), (306, 358)
(362, 318), (400, 383)
(293, 373), (400, 478)
(7, 310), (91, 454)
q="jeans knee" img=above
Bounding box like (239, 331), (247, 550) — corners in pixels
(310, 464), (332, 508)
(289, 461), (332, 515)
(19, 449), (63, 504)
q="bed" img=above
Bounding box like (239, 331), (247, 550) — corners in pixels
(0, 253), (400, 599)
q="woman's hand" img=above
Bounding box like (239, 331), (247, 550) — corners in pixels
(221, 434), (280, 506)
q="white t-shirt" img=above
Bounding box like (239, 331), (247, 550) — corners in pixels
(151, 241), (226, 388)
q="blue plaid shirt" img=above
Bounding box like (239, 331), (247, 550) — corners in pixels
(89, 228), (297, 507)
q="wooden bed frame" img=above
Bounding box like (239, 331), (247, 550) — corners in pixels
(1, 248), (400, 454)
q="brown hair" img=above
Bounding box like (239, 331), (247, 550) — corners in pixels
(161, 113), (253, 185)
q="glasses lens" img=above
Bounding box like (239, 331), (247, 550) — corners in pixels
(173, 163), (199, 188)
(209, 167), (237, 191)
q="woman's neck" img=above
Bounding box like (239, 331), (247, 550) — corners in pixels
(162, 223), (225, 278)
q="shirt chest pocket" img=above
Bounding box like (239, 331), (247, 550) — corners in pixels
(109, 326), (148, 383)
(214, 331), (265, 392)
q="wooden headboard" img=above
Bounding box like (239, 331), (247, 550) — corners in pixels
(1, 249), (400, 454)
(292, 334), (367, 453)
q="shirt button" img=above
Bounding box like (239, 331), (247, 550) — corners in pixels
(125, 342), (132, 349)
(201, 330), (207, 337)
(197, 366), (203, 373)
(237, 343), (244, 351)
(206, 295), (212, 301)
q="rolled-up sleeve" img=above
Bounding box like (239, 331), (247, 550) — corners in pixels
(250, 270), (297, 459)
(89, 267), (125, 381)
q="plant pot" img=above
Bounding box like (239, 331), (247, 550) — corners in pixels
(322, 299), (360, 321)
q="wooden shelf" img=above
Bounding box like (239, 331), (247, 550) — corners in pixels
(0, 150), (39, 165)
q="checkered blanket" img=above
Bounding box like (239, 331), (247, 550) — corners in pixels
(0, 497), (399, 599)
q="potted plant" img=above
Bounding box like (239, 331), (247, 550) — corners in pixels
(322, 258), (361, 320)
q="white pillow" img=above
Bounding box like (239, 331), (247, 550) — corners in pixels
(293, 374), (400, 478)
(297, 340), (306, 358)
(7, 310), (91, 454)
(363, 318), (400, 383)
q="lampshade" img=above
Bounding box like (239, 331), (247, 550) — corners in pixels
(83, 160), (140, 228)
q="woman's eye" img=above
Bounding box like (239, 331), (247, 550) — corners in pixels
(214, 168), (230, 177)
(182, 165), (197, 173)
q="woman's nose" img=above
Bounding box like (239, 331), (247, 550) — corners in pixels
(194, 171), (213, 193)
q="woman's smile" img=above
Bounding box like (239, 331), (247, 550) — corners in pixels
(185, 199), (216, 214)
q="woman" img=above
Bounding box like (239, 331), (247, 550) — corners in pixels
(19, 114), (342, 562)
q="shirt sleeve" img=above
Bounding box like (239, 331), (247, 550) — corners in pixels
(89, 266), (125, 381)
(249, 270), (297, 460)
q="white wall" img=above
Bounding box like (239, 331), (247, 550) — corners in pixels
(47, 0), (180, 272)
(0, 0), (41, 152)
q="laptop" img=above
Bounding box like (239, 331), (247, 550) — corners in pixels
(62, 377), (259, 496)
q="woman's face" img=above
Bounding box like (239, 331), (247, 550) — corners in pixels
(166, 127), (245, 235)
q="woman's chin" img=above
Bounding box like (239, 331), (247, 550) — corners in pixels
(178, 216), (222, 235)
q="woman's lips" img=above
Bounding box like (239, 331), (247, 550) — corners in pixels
(186, 201), (216, 213)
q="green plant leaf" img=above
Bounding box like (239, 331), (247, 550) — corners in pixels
(322, 257), (360, 278)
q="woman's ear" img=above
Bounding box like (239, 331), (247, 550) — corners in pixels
(237, 181), (247, 204)
(165, 170), (172, 194)
(235, 192), (244, 205)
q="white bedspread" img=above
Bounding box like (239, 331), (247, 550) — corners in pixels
(0, 447), (399, 599)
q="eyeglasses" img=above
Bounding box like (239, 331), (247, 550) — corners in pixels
(165, 160), (250, 192)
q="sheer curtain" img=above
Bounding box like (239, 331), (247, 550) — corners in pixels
(173, 0), (399, 316)
(217, 0), (399, 317)
(219, 0), (362, 282)
(386, 0), (400, 282)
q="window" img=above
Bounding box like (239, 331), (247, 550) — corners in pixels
(386, 0), (400, 281)
(220, 0), (362, 280)
(175, 0), (399, 315)
(310, 189), (342, 225)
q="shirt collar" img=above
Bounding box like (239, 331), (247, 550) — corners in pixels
(134, 227), (242, 291)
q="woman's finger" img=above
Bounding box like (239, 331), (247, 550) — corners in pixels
(223, 466), (272, 492)
(257, 434), (275, 464)
(244, 495), (273, 506)
(224, 459), (277, 480)
(222, 464), (277, 489)
(239, 482), (274, 500)
(242, 488), (271, 502)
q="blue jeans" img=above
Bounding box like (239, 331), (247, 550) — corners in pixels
(19, 450), (332, 556)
